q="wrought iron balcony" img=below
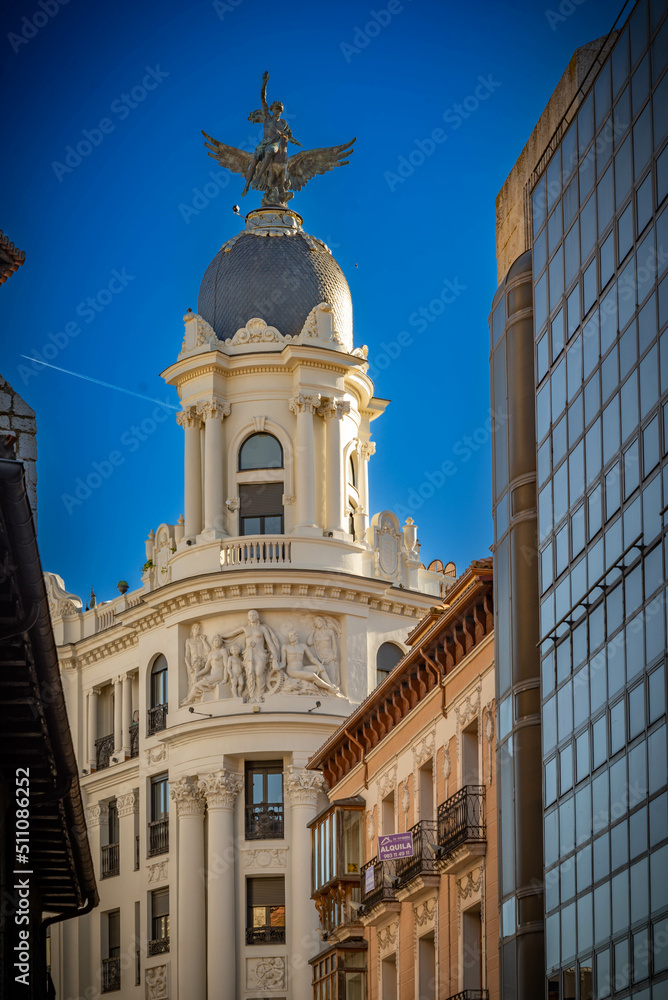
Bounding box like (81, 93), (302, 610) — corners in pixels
(394, 820), (438, 886)
(148, 938), (170, 956)
(360, 856), (397, 911)
(444, 991), (489, 1000)
(101, 842), (119, 879)
(101, 958), (120, 993)
(147, 818), (169, 857)
(147, 704), (167, 736)
(95, 733), (114, 770)
(437, 785), (486, 870)
(245, 802), (284, 840)
(129, 722), (139, 758)
(245, 925), (286, 945)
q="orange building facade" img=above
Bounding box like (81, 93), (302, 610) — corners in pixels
(307, 559), (499, 1000)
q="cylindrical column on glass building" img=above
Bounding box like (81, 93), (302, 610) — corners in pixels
(489, 249), (544, 996)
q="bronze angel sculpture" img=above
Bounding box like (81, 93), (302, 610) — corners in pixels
(202, 71), (355, 207)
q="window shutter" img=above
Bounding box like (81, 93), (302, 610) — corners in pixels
(152, 888), (169, 918)
(239, 483), (284, 517)
(247, 876), (285, 908)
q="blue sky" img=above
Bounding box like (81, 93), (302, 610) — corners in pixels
(1, 0), (617, 602)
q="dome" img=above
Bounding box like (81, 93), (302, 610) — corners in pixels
(198, 208), (353, 351)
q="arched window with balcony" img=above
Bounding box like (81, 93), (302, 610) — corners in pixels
(148, 655), (168, 735)
(376, 642), (404, 686)
(237, 433), (284, 536)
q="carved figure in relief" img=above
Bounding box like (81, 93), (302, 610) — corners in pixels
(281, 630), (341, 695)
(185, 622), (210, 688)
(183, 636), (228, 705)
(221, 609), (280, 701)
(226, 643), (245, 699)
(306, 615), (340, 686)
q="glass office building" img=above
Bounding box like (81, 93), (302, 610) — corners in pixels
(491, 1), (668, 996)
(533, 1), (668, 996)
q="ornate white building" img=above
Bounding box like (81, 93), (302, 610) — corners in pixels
(47, 204), (455, 1000)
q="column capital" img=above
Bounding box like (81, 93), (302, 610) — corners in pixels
(359, 440), (376, 461)
(317, 397), (351, 419)
(198, 769), (243, 810)
(285, 766), (327, 807)
(197, 397), (231, 421)
(86, 802), (109, 828)
(176, 405), (203, 429)
(89, 686), (102, 697)
(170, 776), (206, 817)
(289, 391), (321, 415)
(117, 790), (138, 817)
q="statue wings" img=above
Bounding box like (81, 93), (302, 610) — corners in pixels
(202, 131), (356, 196)
(287, 138), (356, 192)
(202, 132), (253, 177)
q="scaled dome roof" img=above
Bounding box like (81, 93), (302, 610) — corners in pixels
(198, 208), (353, 352)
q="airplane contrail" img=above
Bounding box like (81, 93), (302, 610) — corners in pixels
(19, 357), (179, 410)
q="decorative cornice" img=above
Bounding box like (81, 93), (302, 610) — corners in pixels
(285, 766), (326, 806)
(198, 769), (243, 809)
(170, 776), (205, 817)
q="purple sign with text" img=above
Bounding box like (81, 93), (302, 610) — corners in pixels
(378, 832), (414, 860)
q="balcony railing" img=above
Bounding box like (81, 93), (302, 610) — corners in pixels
(444, 991), (489, 1000)
(95, 734), (114, 771)
(101, 843), (119, 879)
(221, 537), (291, 568)
(360, 856), (397, 911)
(395, 820), (438, 886)
(245, 926), (286, 945)
(130, 723), (139, 758)
(148, 938), (170, 956)
(147, 704), (167, 736)
(437, 785), (486, 857)
(147, 818), (169, 857)
(245, 802), (284, 840)
(101, 958), (120, 993)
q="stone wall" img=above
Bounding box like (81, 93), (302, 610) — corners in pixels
(0, 375), (37, 516)
(495, 37), (610, 282)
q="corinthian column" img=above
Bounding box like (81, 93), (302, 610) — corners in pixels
(319, 398), (351, 536)
(171, 777), (207, 1000)
(199, 770), (243, 1000)
(199, 398), (231, 537)
(177, 406), (203, 539)
(285, 767), (327, 1000)
(289, 391), (321, 534)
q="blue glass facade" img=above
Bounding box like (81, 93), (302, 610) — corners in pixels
(531, 1), (668, 995)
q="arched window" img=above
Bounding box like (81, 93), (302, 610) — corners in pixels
(376, 642), (404, 686)
(348, 455), (356, 489)
(148, 655), (168, 735)
(239, 433), (283, 471)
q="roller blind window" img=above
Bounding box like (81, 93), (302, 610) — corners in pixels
(239, 483), (284, 536)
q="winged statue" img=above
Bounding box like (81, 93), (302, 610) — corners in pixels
(202, 71), (355, 208)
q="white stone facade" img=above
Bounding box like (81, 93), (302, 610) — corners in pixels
(48, 208), (453, 1000)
